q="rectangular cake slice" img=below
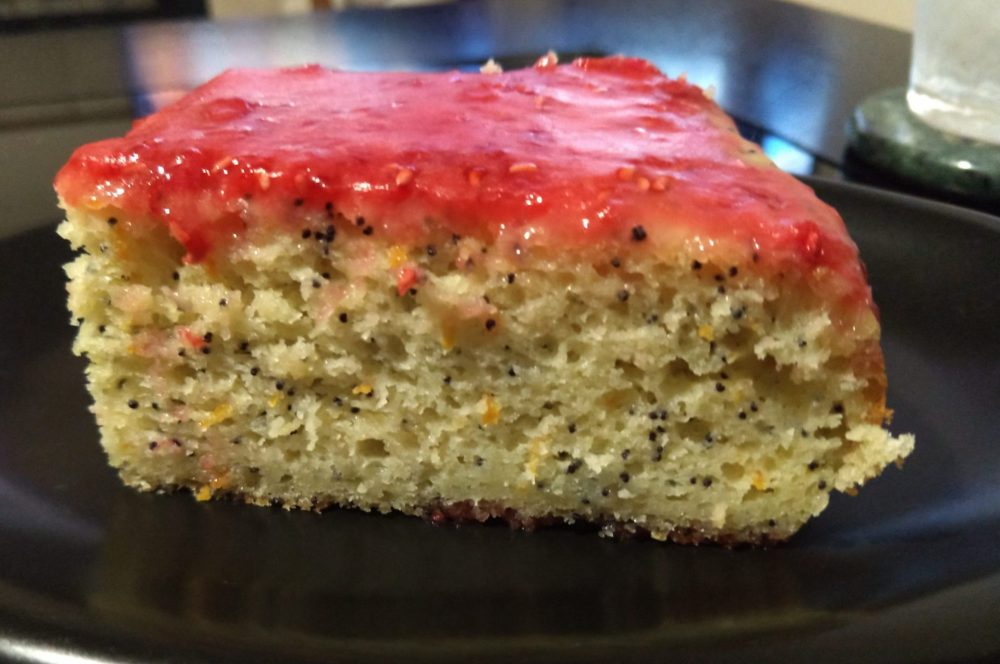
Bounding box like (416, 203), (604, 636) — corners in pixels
(55, 55), (913, 543)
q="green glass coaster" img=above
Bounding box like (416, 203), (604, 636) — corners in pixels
(846, 87), (1000, 211)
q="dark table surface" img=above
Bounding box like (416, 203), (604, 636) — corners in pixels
(0, 0), (916, 239)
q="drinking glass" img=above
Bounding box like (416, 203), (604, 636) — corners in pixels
(907, 0), (1000, 145)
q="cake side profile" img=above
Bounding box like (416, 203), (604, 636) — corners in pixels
(55, 55), (914, 543)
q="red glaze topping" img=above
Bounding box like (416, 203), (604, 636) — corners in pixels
(55, 56), (871, 310)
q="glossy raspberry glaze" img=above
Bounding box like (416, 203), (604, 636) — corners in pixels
(55, 56), (871, 310)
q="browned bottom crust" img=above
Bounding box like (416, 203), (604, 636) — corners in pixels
(146, 483), (792, 547)
(420, 500), (791, 546)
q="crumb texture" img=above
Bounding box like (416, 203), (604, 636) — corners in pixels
(59, 205), (913, 543)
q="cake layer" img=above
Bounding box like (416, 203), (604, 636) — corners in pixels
(58, 205), (911, 543)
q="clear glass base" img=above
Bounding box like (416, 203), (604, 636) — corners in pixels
(907, 87), (1000, 146)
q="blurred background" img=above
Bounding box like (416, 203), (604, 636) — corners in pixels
(208, 0), (914, 29)
(0, 0), (914, 29)
(5, 0), (996, 241)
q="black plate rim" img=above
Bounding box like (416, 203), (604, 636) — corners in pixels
(800, 175), (1000, 231)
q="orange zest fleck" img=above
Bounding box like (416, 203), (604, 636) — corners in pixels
(209, 474), (231, 491)
(395, 167), (414, 186)
(525, 435), (550, 480)
(387, 245), (408, 268)
(480, 394), (501, 425)
(508, 162), (538, 174)
(199, 403), (233, 430)
(211, 156), (235, 174)
(440, 321), (456, 350)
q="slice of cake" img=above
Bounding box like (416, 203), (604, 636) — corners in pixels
(55, 55), (913, 544)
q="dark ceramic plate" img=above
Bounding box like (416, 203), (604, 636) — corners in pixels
(1, 178), (999, 664)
